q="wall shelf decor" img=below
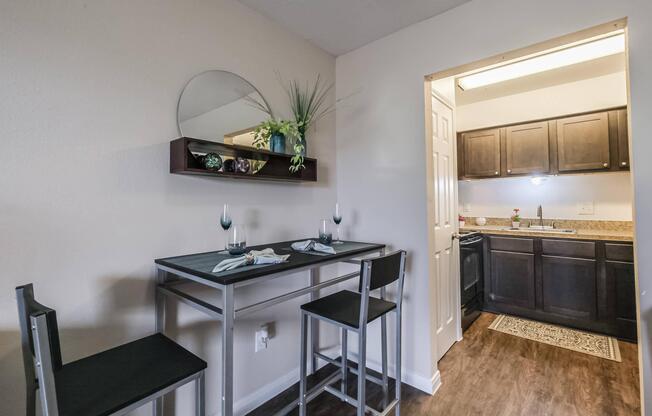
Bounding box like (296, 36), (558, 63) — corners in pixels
(170, 137), (317, 182)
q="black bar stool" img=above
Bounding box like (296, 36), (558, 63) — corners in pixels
(16, 283), (207, 416)
(298, 250), (406, 416)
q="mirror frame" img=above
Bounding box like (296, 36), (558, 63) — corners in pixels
(176, 69), (273, 139)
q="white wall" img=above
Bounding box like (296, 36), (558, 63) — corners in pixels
(459, 172), (633, 220)
(336, 0), (652, 409)
(0, 1), (335, 415)
(456, 71), (627, 131)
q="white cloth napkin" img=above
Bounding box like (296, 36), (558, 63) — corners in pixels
(212, 248), (290, 273)
(291, 240), (336, 254)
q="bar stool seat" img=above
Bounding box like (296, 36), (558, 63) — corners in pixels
(55, 333), (206, 416)
(298, 250), (406, 416)
(301, 290), (396, 328)
(16, 283), (207, 416)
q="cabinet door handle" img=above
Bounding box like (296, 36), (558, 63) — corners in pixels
(621, 161), (628, 166)
(603, 162), (608, 167)
(495, 171), (499, 175)
(507, 169), (512, 173)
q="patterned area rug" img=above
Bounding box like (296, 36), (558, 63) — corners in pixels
(488, 314), (621, 362)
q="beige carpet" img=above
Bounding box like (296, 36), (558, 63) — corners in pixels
(489, 314), (621, 362)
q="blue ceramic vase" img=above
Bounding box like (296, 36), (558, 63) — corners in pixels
(270, 133), (286, 154)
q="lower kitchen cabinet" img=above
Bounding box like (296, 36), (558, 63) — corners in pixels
(489, 251), (535, 309)
(483, 235), (637, 341)
(541, 255), (597, 320)
(608, 261), (636, 339)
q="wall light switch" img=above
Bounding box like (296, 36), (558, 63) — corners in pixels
(255, 324), (270, 352)
(578, 201), (594, 215)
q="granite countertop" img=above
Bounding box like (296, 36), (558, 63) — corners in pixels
(461, 225), (633, 242)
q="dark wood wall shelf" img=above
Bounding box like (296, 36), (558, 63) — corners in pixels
(170, 137), (317, 182)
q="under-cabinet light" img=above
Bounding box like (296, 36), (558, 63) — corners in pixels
(530, 176), (547, 186)
(457, 32), (625, 90)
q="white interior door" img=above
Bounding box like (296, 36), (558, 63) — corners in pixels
(428, 91), (460, 361)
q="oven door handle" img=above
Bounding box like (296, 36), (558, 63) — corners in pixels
(459, 236), (484, 246)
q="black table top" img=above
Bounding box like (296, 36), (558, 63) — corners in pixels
(155, 239), (385, 285)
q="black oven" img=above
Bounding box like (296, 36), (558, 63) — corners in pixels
(459, 232), (484, 331)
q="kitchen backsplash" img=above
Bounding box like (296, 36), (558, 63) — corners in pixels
(462, 217), (633, 232)
(458, 172), (633, 221)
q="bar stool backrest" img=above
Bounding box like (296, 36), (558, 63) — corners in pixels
(359, 251), (406, 292)
(357, 251), (406, 328)
(16, 284), (62, 416)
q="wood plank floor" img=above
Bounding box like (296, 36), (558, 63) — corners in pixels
(248, 313), (640, 415)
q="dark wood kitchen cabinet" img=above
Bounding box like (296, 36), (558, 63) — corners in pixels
(504, 121), (550, 175)
(483, 235), (637, 341)
(461, 128), (501, 178)
(457, 106), (629, 179)
(605, 243), (637, 340)
(556, 111), (611, 172)
(489, 250), (536, 309)
(486, 236), (535, 310)
(617, 109), (630, 169)
(541, 255), (597, 320)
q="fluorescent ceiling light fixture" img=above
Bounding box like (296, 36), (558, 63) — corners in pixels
(457, 33), (625, 90)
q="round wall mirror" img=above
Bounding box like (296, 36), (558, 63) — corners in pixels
(177, 70), (271, 144)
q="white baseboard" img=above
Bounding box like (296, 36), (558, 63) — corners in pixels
(345, 350), (441, 395)
(229, 346), (441, 415)
(232, 346), (339, 416)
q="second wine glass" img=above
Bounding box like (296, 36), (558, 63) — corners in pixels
(220, 204), (232, 252)
(332, 202), (343, 244)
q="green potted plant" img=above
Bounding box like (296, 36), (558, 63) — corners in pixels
(252, 119), (299, 154)
(511, 208), (521, 228)
(282, 74), (334, 170)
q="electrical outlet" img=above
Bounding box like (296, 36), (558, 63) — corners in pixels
(578, 201), (595, 215)
(255, 324), (269, 352)
(463, 203), (471, 212)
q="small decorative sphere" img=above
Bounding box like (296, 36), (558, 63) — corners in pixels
(236, 157), (250, 174)
(223, 159), (236, 173)
(203, 153), (223, 171)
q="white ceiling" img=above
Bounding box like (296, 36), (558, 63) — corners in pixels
(238, 0), (471, 56)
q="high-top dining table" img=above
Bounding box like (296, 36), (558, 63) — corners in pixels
(154, 239), (385, 416)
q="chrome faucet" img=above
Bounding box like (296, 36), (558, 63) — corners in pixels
(537, 205), (543, 228)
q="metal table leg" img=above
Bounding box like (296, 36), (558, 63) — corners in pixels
(222, 285), (235, 416)
(154, 269), (167, 416)
(309, 268), (319, 374)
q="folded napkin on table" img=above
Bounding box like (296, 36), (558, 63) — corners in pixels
(291, 240), (336, 254)
(212, 248), (290, 273)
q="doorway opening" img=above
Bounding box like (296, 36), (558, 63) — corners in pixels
(424, 18), (640, 414)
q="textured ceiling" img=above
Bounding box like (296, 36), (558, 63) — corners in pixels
(238, 0), (470, 56)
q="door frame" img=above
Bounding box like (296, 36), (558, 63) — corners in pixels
(424, 85), (463, 366)
(423, 16), (641, 407)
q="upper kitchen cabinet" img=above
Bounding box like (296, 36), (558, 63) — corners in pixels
(504, 121), (550, 175)
(460, 128), (501, 178)
(457, 106), (629, 179)
(617, 108), (630, 169)
(556, 112), (610, 172)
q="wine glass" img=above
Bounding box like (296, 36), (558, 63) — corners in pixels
(318, 219), (333, 245)
(220, 204), (232, 252)
(227, 225), (247, 255)
(332, 202), (343, 244)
